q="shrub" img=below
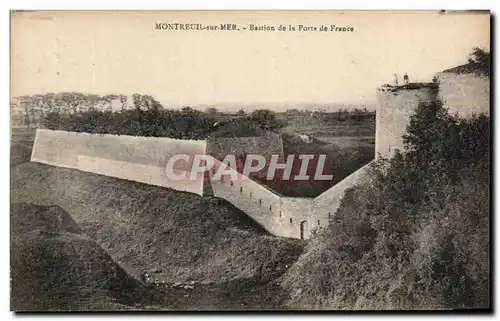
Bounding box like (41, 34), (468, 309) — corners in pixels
(43, 108), (218, 139)
(281, 99), (490, 309)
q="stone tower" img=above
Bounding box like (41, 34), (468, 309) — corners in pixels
(375, 83), (439, 159)
(437, 71), (490, 118)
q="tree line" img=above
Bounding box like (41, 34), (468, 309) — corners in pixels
(11, 93), (161, 127)
(279, 108), (375, 123)
(10, 91), (290, 138)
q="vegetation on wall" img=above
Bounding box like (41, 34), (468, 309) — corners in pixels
(378, 82), (439, 93)
(281, 99), (489, 309)
(443, 47), (490, 76)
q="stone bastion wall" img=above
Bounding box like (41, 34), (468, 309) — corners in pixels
(30, 129), (370, 239)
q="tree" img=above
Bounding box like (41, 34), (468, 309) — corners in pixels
(43, 111), (62, 130)
(100, 94), (119, 111)
(10, 100), (23, 126)
(204, 107), (218, 116)
(119, 95), (128, 111)
(132, 94), (143, 110)
(403, 99), (465, 182)
(130, 94), (163, 111)
(17, 96), (33, 128)
(211, 118), (264, 138)
(468, 47), (490, 76)
(250, 109), (286, 132)
(56, 92), (87, 114)
(84, 94), (101, 111)
(141, 95), (163, 111)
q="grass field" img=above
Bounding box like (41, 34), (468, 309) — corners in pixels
(12, 162), (305, 283)
(11, 202), (295, 310)
(10, 203), (170, 311)
(254, 115), (376, 197)
(11, 162), (306, 310)
(10, 127), (35, 168)
(281, 113), (375, 148)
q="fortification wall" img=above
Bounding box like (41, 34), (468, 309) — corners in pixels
(207, 157), (375, 239)
(274, 161), (375, 239)
(314, 161), (375, 209)
(77, 155), (204, 195)
(209, 157), (283, 235)
(30, 129), (373, 240)
(279, 198), (315, 239)
(276, 160), (374, 238)
(375, 86), (438, 159)
(31, 129), (207, 195)
(208, 156), (331, 239)
(437, 72), (490, 117)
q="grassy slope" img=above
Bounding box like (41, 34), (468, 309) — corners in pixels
(10, 203), (170, 311)
(10, 142), (33, 168)
(11, 162), (304, 284)
(279, 165), (489, 310)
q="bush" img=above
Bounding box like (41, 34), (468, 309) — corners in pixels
(250, 109), (287, 131)
(281, 99), (490, 309)
(210, 118), (265, 138)
(44, 107), (288, 139)
(44, 108), (218, 139)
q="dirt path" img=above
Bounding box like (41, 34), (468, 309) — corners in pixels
(143, 278), (288, 310)
(118, 261), (289, 310)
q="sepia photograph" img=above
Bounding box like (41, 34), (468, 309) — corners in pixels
(9, 10), (491, 311)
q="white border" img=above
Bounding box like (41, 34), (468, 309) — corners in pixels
(2, 1), (499, 10)
(2, 1), (498, 320)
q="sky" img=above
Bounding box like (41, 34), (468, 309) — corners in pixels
(11, 11), (490, 111)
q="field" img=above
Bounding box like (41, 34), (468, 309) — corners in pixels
(279, 111), (375, 146)
(262, 112), (376, 197)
